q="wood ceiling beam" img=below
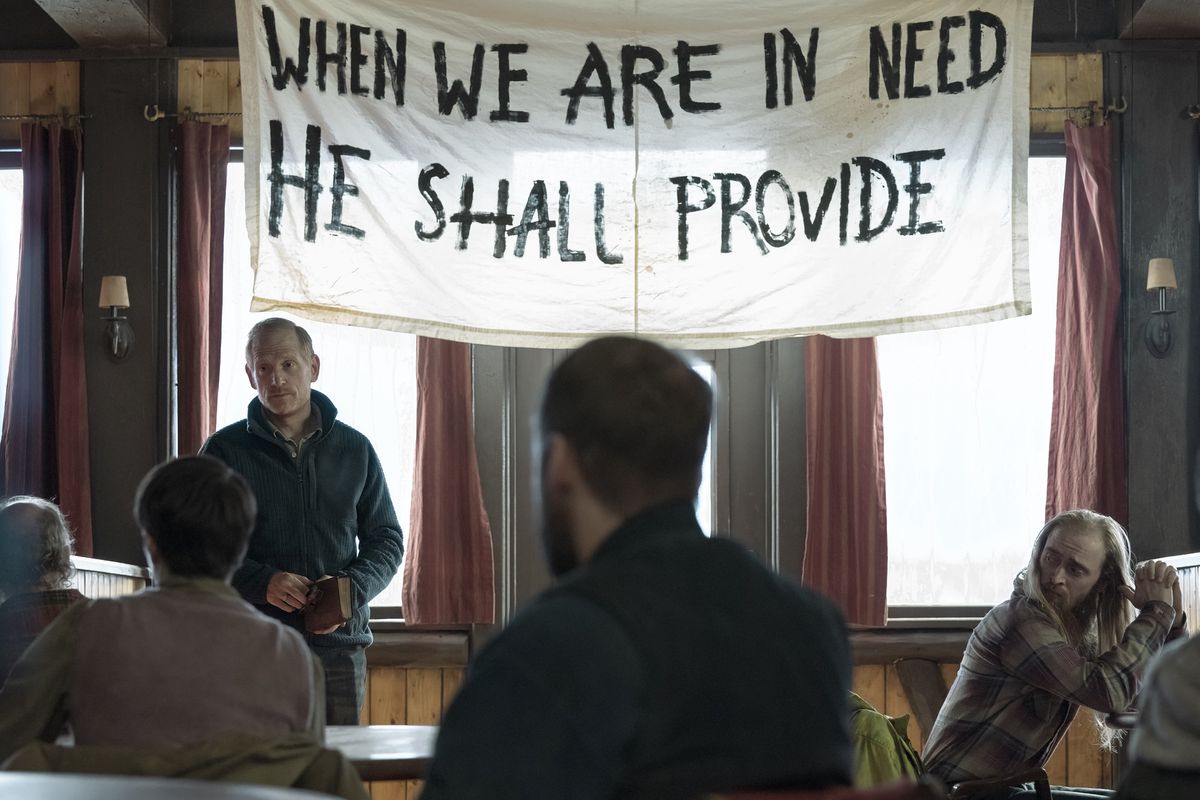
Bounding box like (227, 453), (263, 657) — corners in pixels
(1123, 0), (1200, 39)
(33, 0), (168, 48)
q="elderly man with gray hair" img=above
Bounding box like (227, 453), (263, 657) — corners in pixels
(0, 497), (84, 686)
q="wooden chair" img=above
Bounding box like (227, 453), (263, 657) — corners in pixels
(712, 777), (947, 800)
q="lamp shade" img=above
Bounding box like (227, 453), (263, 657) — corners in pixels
(98, 275), (130, 309)
(1147, 258), (1178, 291)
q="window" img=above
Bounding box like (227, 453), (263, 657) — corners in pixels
(0, 166), (21, 424)
(692, 359), (716, 536)
(217, 162), (417, 606)
(878, 156), (1066, 608)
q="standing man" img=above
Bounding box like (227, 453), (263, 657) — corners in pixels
(420, 336), (853, 800)
(922, 509), (1187, 798)
(202, 317), (404, 725)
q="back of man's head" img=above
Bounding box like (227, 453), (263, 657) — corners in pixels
(0, 496), (74, 599)
(540, 336), (712, 516)
(134, 456), (257, 580)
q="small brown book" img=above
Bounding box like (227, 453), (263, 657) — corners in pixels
(304, 575), (352, 633)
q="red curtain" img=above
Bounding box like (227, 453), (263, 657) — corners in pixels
(402, 338), (496, 624)
(1045, 122), (1127, 523)
(177, 122), (230, 455)
(803, 336), (887, 626)
(0, 123), (92, 554)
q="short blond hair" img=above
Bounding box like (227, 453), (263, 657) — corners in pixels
(245, 317), (315, 363)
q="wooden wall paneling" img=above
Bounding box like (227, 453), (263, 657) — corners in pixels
(883, 663), (923, 752)
(370, 777), (407, 800)
(28, 61), (58, 116)
(1030, 56), (1066, 134)
(227, 61), (243, 139)
(1065, 714), (1108, 789)
(202, 60), (229, 116)
(1170, 562), (1200, 625)
(403, 668), (445, 798)
(1044, 733), (1069, 786)
(852, 664), (886, 712)
(0, 62), (31, 142)
(368, 667), (408, 724)
(939, 662), (959, 692)
(441, 667), (464, 711)
(55, 62), (80, 114)
(360, 669), (372, 727)
(405, 668), (444, 724)
(71, 568), (153, 599)
(178, 59), (205, 114)
(1064, 53), (1103, 129)
(367, 667), (409, 800)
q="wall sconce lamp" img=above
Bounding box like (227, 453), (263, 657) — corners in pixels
(98, 275), (134, 361)
(1145, 257), (1177, 359)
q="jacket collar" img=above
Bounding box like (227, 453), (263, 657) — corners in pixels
(589, 499), (705, 565)
(246, 388), (339, 441)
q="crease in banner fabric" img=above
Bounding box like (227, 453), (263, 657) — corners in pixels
(236, 0), (1033, 348)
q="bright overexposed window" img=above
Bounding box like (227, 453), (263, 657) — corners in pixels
(216, 162), (417, 607)
(692, 360), (715, 536)
(878, 156), (1066, 607)
(0, 167), (22, 424)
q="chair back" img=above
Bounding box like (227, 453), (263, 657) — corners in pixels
(712, 777), (946, 800)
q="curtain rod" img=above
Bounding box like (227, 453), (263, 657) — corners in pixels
(0, 112), (91, 121)
(143, 105), (241, 122)
(1030, 99), (1127, 125)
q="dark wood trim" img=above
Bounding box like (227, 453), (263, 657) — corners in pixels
(850, 628), (972, 665)
(1031, 134), (1068, 158)
(366, 630), (471, 668)
(1096, 39), (1200, 52)
(0, 47), (239, 62)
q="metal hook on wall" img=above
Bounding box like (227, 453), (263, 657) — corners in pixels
(143, 104), (166, 122)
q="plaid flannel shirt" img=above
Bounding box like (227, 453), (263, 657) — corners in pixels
(0, 589), (86, 685)
(923, 588), (1180, 786)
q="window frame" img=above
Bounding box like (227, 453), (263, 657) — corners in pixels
(882, 138), (1067, 624)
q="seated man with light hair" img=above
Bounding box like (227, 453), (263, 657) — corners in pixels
(0, 496), (85, 687)
(0, 456), (324, 763)
(923, 509), (1187, 799)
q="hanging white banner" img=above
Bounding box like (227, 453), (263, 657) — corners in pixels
(236, 0), (1032, 348)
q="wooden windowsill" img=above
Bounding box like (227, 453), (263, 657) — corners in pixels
(71, 555), (150, 580)
(849, 626), (973, 665)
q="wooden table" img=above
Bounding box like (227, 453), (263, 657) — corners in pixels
(0, 773), (334, 800)
(325, 725), (438, 781)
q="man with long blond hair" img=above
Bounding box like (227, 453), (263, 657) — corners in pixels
(923, 509), (1187, 798)
(0, 497), (85, 686)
